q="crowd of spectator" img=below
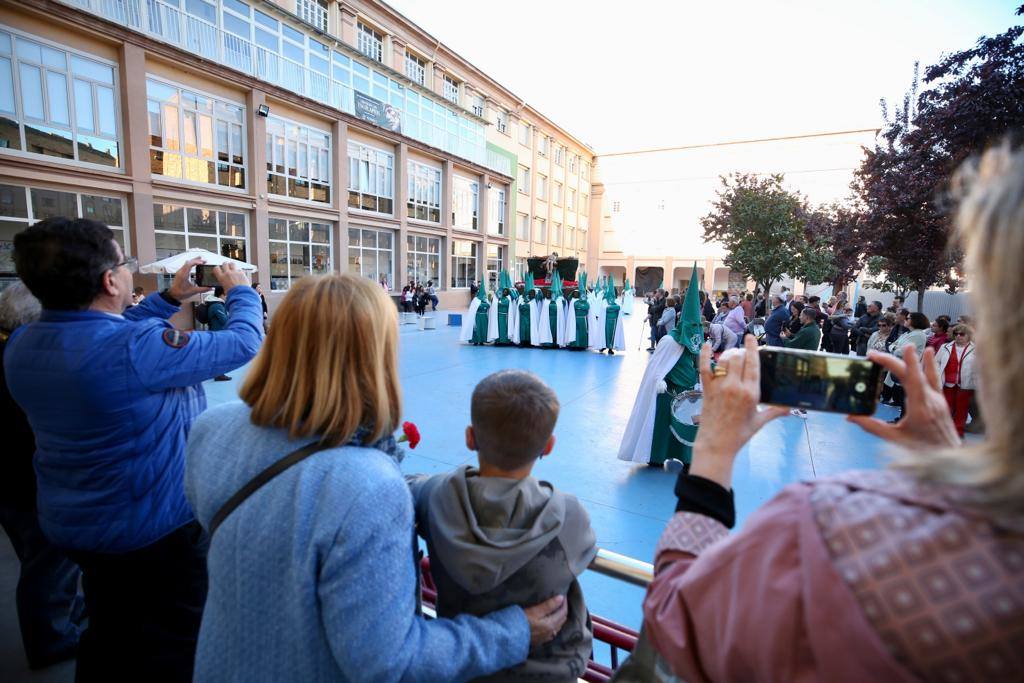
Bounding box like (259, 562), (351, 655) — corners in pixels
(400, 279), (439, 315)
(1, 144), (1022, 682)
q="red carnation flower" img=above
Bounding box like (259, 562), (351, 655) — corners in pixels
(399, 421), (421, 449)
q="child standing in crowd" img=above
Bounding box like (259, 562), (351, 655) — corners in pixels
(408, 370), (597, 682)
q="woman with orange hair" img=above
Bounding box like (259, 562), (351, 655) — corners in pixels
(185, 273), (566, 681)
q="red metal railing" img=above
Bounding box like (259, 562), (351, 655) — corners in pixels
(420, 550), (651, 682)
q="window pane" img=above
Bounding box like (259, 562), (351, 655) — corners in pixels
(155, 231), (186, 259)
(310, 222), (330, 244)
(0, 58), (14, 114)
(70, 55), (113, 85)
(0, 185), (28, 218)
(268, 217), (288, 240)
(153, 203), (184, 230)
(30, 187), (77, 220)
(74, 79), (94, 130)
(96, 86), (116, 137)
(187, 208), (216, 234)
(311, 244), (330, 274)
(19, 64), (44, 119)
(45, 71), (69, 125)
(288, 220), (309, 242)
(222, 212), (246, 237)
(15, 40), (41, 64)
(81, 194), (122, 226)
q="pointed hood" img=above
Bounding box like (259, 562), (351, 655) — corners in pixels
(669, 263), (704, 353)
(624, 278), (631, 292)
(552, 272), (563, 300)
(578, 271), (587, 293)
(604, 274), (617, 304)
(525, 272), (535, 294)
(476, 278), (488, 303)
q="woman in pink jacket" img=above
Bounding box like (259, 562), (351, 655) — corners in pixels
(642, 145), (1024, 682)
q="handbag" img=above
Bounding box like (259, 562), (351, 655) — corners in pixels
(208, 440), (328, 537)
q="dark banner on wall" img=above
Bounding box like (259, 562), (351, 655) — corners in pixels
(354, 91), (401, 134)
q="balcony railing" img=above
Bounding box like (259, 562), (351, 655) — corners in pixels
(56, 0), (509, 176)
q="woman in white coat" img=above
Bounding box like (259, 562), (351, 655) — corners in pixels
(934, 324), (978, 437)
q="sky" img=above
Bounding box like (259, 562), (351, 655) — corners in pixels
(386, 0), (1019, 154)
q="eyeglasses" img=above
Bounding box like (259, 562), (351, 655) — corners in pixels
(954, 332), (968, 337)
(112, 256), (139, 274)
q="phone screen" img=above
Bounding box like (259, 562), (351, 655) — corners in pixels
(759, 348), (883, 415)
(194, 264), (218, 287)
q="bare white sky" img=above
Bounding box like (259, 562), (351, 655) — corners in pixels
(386, 0), (1018, 153)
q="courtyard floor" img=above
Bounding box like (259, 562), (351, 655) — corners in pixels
(2, 310), (902, 679)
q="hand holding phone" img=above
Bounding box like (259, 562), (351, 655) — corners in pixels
(193, 264), (219, 288)
(758, 347), (883, 415)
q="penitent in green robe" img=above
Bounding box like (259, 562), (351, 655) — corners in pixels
(649, 348), (700, 466)
(605, 302), (621, 349)
(496, 298), (510, 344)
(471, 301), (490, 345)
(518, 299), (531, 346)
(546, 300), (559, 348)
(572, 299), (589, 348)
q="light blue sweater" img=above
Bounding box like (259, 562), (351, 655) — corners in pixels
(185, 401), (529, 681)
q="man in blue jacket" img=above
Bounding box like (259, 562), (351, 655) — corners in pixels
(5, 217), (263, 680)
(763, 294), (790, 346)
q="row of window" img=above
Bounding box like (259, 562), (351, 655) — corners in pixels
(514, 213), (587, 248)
(517, 165), (590, 209)
(0, 179), (517, 293)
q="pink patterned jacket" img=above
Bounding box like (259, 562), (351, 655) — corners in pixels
(643, 469), (1024, 682)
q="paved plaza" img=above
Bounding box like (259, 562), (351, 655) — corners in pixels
(1, 309), (902, 678)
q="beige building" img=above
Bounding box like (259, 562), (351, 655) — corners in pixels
(591, 129), (879, 297)
(0, 0), (594, 312)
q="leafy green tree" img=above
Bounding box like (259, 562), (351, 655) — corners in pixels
(700, 173), (806, 296)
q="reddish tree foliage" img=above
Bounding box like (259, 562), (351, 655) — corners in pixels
(855, 16), (1024, 310)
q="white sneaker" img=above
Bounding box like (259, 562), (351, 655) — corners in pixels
(790, 408), (808, 418)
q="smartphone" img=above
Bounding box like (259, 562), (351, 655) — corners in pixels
(194, 264), (218, 288)
(758, 347), (883, 415)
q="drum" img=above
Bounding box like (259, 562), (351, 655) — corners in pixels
(669, 389), (702, 446)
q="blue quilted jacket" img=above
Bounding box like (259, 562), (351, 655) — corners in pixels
(3, 288), (263, 552)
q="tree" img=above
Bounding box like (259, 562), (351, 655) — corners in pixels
(797, 202), (867, 291)
(856, 13), (1024, 310)
(700, 173), (805, 295)
(862, 255), (913, 299)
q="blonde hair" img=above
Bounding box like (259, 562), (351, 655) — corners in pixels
(240, 274), (401, 448)
(893, 143), (1024, 512)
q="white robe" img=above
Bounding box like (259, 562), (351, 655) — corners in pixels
(532, 296), (552, 346)
(622, 291), (635, 315)
(554, 296), (568, 347)
(486, 292), (500, 342)
(588, 299), (606, 349)
(459, 299), (481, 343)
(564, 299), (578, 347)
(509, 297), (520, 344)
(617, 336), (685, 463)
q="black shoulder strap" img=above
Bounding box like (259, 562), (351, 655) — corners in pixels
(208, 440), (327, 537)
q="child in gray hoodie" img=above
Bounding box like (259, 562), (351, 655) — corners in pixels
(408, 369), (597, 682)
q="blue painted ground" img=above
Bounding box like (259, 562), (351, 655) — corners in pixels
(202, 310), (899, 650)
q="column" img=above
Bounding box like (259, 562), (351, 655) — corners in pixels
(479, 172), (489, 289)
(442, 159), (454, 289)
(338, 5), (358, 46)
(396, 142), (410, 287)
(119, 43), (154, 264)
(248, 88), (269, 286)
(334, 121), (349, 274)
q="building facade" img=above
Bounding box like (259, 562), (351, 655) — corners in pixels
(591, 129), (879, 297)
(0, 0), (595, 312)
